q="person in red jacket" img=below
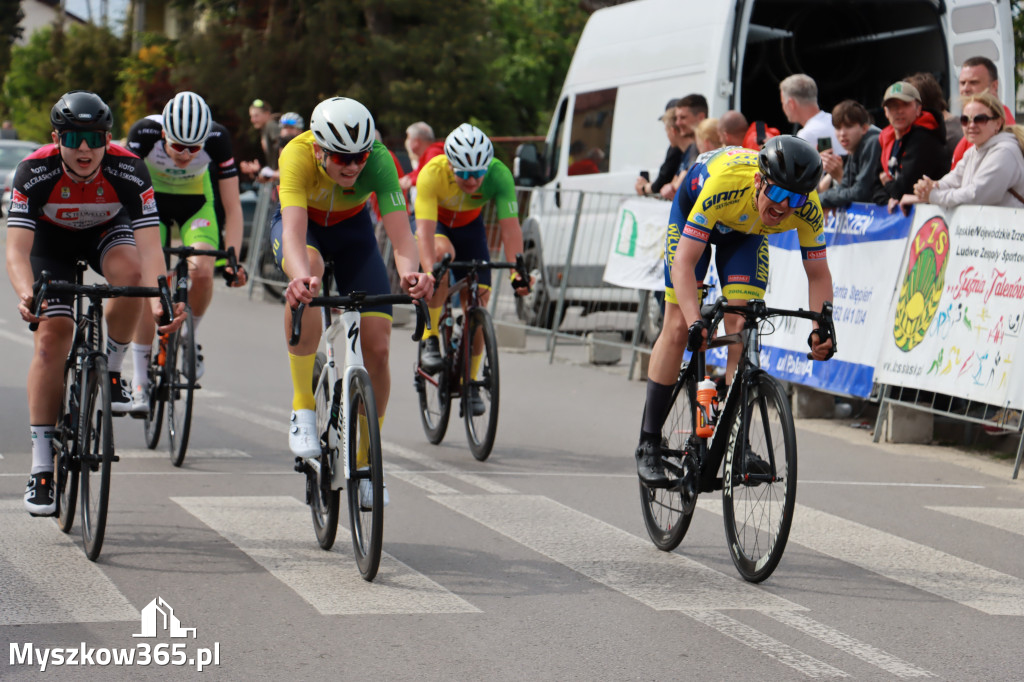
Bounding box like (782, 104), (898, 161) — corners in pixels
(398, 121), (445, 193)
(873, 81), (948, 213)
(718, 110), (779, 151)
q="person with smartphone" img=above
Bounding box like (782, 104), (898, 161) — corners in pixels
(817, 100), (883, 209)
(635, 99), (683, 198)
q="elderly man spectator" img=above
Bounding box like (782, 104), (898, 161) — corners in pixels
(873, 81), (948, 212)
(900, 92), (1024, 211)
(818, 100), (883, 208)
(636, 99), (683, 198)
(950, 56), (1016, 168)
(719, 110), (780, 150)
(399, 121), (444, 192)
(239, 98), (281, 179)
(779, 74), (844, 156)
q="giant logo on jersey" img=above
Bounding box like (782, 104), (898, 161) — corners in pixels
(701, 186), (749, 211)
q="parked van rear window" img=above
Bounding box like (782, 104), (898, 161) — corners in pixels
(567, 88), (615, 175)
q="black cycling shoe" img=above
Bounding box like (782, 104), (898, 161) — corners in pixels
(419, 337), (443, 374)
(636, 440), (670, 488)
(110, 372), (132, 416)
(742, 446), (772, 478)
(468, 385), (486, 416)
(24, 472), (56, 517)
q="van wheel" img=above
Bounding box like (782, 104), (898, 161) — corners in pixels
(514, 248), (560, 329)
(638, 290), (664, 344)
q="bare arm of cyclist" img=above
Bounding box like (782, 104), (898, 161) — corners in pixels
(280, 205), (320, 307)
(135, 226), (185, 332)
(803, 257), (835, 360)
(217, 174), (247, 287)
(387, 211), (433, 298)
(6, 229), (41, 322)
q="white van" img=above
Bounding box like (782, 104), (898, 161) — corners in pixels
(513, 0), (1015, 328)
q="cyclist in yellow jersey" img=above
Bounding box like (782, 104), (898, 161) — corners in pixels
(637, 136), (835, 487)
(414, 124), (529, 413)
(274, 97), (433, 506)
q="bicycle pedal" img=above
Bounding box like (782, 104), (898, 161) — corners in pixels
(294, 456), (309, 474)
(110, 454), (119, 463)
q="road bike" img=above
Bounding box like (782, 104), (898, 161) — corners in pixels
(414, 254), (528, 461)
(639, 295), (836, 582)
(142, 245), (239, 467)
(30, 265), (172, 561)
(290, 269), (427, 581)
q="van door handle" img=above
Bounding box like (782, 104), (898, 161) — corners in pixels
(554, 182), (561, 209)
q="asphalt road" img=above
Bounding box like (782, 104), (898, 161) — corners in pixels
(1, 241), (1022, 681)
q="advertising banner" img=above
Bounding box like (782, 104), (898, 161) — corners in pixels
(875, 205), (1024, 409)
(603, 198), (671, 291)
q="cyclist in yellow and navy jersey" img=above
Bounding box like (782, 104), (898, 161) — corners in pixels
(636, 136), (835, 487)
(274, 97), (433, 507)
(414, 124), (529, 414)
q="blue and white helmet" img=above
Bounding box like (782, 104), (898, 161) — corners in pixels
(444, 124), (493, 171)
(162, 91), (212, 146)
(310, 97), (374, 153)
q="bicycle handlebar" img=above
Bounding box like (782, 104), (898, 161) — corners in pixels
(28, 272), (174, 331)
(432, 253), (530, 291)
(700, 296), (837, 361)
(163, 245), (240, 285)
(289, 293), (430, 346)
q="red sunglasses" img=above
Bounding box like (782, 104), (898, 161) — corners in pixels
(326, 149), (370, 166)
(168, 141), (203, 154)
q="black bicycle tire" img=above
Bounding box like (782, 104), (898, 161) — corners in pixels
(640, 368), (696, 551)
(79, 355), (113, 561)
(464, 308), (500, 461)
(722, 372), (797, 583)
(143, 335), (166, 449)
(416, 319), (452, 444)
(310, 352), (340, 550)
(346, 369), (383, 581)
(168, 309), (196, 467)
(54, 358), (79, 533)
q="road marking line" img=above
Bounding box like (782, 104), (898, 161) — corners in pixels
(927, 506), (1024, 537)
(206, 403), (279, 431)
(0, 327), (33, 348)
(0, 500), (139, 625)
(388, 470), (460, 495)
(173, 495), (479, 615)
(801, 480), (984, 489)
(385, 441), (519, 494)
(764, 610), (934, 678)
(697, 500), (1024, 616)
(685, 610), (847, 678)
(116, 448), (250, 459)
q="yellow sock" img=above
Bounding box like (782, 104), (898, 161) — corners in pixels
(470, 351), (484, 381)
(422, 306), (442, 340)
(356, 414), (385, 469)
(289, 352), (316, 411)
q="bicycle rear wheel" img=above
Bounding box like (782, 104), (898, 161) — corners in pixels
(463, 308), (500, 461)
(79, 355), (113, 561)
(309, 352), (340, 550)
(143, 336), (166, 449)
(723, 373), (797, 583)
(346, 369), (383, 581)
(167, 310), (196, 467)
(640, 368), (697, 551)
(416, 322), (452, 444)
(54, 359), (79, 533)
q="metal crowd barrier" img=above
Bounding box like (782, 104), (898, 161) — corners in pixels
(245, 182), (287, 300)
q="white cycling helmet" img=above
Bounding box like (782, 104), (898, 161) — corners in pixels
(162, 91), (212, 146)
(444, 123), (494, 171)
(310, 97), (375, 153)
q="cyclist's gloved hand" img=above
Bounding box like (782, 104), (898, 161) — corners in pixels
(686, 320), (708, 352)
(807, 328), (835, 360)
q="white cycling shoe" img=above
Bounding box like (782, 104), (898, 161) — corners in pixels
(289, 410), (320, 458)
(358, 470), (389, 510)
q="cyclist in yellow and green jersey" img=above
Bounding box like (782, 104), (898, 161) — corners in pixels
(274, 97), (433, 508)
(637, 136), (835, 487)
(414, 124), (529, 414)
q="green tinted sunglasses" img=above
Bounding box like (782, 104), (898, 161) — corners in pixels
(59, 130), (107, 149)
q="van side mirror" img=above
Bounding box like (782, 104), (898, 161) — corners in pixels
(514, 142), (544, 187)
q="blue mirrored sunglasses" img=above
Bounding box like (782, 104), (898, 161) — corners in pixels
(59, 130), (107, 149)
(763, 182), (810, 208)
(454, 168), (487, 180)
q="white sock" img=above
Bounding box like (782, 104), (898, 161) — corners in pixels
(131, 342), (152, 390)
(30, 425), (56, 474)
(106, 337), (130, 373)
(191, 314), (203, 348)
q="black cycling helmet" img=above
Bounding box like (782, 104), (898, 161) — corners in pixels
(757, 134), (822, 194)
(50, 91), (114, 132)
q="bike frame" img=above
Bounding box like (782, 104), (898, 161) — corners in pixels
(318, 305), (365, 491)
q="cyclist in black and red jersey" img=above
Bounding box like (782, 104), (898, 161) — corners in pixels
(5, 91), (183, 516)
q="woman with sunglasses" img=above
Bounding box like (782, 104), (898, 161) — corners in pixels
(6, 90), (184, 515)
(413, 123), (530, 391)
(124, 91), (247, 414)
(899, 92), (1024, 211)
(274, 97), (433, 495)
(635, 136), (835, 488)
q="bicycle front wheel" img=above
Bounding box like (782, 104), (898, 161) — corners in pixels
(54, 359), (79, 533)
(310, 352), (340, 550)
(167, 310), (196, 467)
(79, 355), (113, 561)
(143, 336), (166, 449)
(723, 373), (797, 583)
(640, 368), (696, 551)
(463, 308), (500, 461)
(346, 369), (383, 581)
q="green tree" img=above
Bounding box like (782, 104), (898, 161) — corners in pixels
(0, 0), (25, 104)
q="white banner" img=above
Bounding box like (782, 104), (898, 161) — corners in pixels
(602, 198), (671, 291)
(875, 205), (1024, 409)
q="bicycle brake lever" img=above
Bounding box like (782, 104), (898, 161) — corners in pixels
(28, 273), (51, 332)
(157, 275), (173, 327)
(289, 303), (306, 346)
(411, 299), (429, 342)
